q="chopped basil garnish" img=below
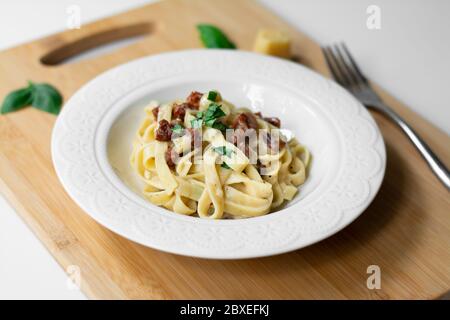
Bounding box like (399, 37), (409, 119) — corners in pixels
(221, 162), (231, 169)
(211, 121), (229, 132)
(204, 103), (225, 122)
(204, 103), (227, 131)
(213, 146), (234, 157)
(190, 118), (203, 128)
(190, 104), (228, 131)
(171, 124), (184, 134)
(207, 91), (218, 101)
(190, 111), (204, 128)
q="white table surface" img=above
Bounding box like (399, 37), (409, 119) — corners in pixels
(0, 0), (449, 300)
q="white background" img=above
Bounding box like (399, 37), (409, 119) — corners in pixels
(0, 0), (449, 299)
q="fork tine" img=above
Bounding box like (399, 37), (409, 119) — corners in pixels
(322, 46), (347, 87)
(330, 44), (360, 88)
(321, 47), (338, 82)
(341, 43), (368, 84)
(333, 44), (361, 88)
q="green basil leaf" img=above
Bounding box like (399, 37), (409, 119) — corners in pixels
(1, 87), (32, 114)
(203, 103), (227, 131)
(204, 103), (225, 122)
(221, 162), (231, 170)
(196, 24), (236, 49)
(190, 104), (228, 130)
(207, 91), (218, 101)
(213, 146), (234, 157)
(171, 124), (184, 134)
(191, 118), (203, 129)
(211, 121), (229, 132)
(29, 82), (62, 115)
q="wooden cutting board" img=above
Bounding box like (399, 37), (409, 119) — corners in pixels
(0, 0), (449, 299)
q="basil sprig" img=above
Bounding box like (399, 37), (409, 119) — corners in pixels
(1, 81), (62, 115)
(196, 24), (236, 49)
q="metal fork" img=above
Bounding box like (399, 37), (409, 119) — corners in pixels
(322, 43), (450, 190)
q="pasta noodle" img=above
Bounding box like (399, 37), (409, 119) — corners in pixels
(130, 91), (310, 219)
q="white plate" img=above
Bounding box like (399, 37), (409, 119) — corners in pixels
(52, 49), (385, 259)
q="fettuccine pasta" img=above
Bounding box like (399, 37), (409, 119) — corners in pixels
(130, 90), (310, 219)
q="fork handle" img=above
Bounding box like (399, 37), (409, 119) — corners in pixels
(377, 104), (450, 190)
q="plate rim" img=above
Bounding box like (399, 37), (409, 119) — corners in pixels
(51, 49), (386, 259)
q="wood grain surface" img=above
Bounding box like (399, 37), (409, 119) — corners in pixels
(0, 0), (449, 299)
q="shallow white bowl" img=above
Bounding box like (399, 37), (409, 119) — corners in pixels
(52, 49), (385, 259)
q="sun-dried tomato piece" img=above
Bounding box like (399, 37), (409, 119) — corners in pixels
(172, 103), (189, 120)
(263, 117), (281, 128)
(232, 112), (258, 130)
(186, 91), (203, 109)
(155, 119), (172, 141)
(165, 147), (176, 169)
